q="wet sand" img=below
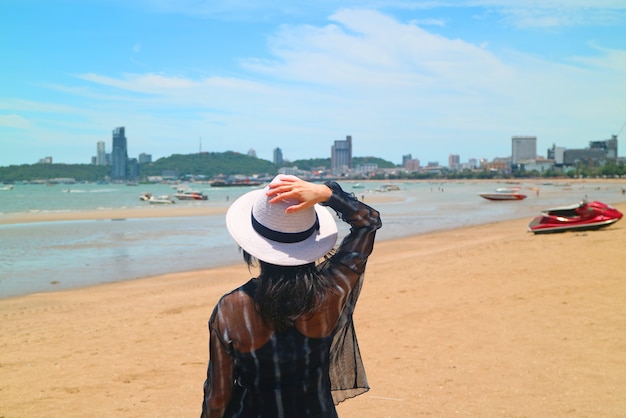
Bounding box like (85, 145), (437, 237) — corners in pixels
(0, 206), (226, 225)
(1, 202), (626, 417)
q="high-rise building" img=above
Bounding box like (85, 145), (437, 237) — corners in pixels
(402, 154), (412, 166)
(128, 158), (139, 180)
(273, 147), (284, 166)
(511, 136), (537, 164)
(548, 144), (566, 165)
(331, 135), (352, 174)
(448, 154), (460, 170)
(96, 141), (107, 166)
(111, 127), (128, 180)
(138, 153), (152, 164)
(404, 159), (420, 171)
(402, 154), (420, 171)
(590, 135), (618, 159)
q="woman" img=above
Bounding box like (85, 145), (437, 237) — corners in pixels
(201, 175), (382, 418)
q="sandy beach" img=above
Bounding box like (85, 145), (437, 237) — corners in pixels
(2, 202), (626, 417)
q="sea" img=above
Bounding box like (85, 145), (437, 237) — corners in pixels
(1, 180), (625, 299)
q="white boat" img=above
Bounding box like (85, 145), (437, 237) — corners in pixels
(479, 191), (527, 201)
(140, 192), (176, 204)
(173, 189), (208, 200)
(150, 195), (176, 204)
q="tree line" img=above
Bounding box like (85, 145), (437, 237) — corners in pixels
(0, 152), (396, 183)
(2, 151), (624, 183)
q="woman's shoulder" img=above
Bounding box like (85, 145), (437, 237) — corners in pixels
(213, 279), (257, 319)
(211, 279), (270, 348)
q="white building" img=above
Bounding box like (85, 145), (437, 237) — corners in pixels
(96, 141), (107, 165)
(512, 136), (537, 164)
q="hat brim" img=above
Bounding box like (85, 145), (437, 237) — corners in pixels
(226, 189), (338, 266)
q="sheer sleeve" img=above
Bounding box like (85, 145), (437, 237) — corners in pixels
(201, 300), (234, 418)
(321, 181), (382, 404)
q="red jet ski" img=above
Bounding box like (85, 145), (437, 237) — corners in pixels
(528, 200), (623, 234)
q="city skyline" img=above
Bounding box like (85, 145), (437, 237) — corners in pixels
(17, 127), (620, 166)
(28, 126), (620, 171)
(2, 1), (625, 167)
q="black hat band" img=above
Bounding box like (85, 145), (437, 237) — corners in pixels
(251, 213), (319, 243)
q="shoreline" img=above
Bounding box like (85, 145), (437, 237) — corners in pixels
(2, 203), (626, 416)
(0, 194), (404, 226)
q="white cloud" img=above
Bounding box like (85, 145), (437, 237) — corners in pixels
(0, 99), (80, 115)
(78, 73), (197, 91)
(244, 8), (515, 102)
(571, 44), (626, 71)
(0, 114), (33, 130)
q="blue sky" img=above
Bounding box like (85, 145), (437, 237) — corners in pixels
(1, 0), (625, 167)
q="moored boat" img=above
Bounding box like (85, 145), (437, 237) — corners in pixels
(528, 200), (623, 234)
(140, 192), (176, 204)
(173, 189), (208, 200)
(479, 191), (527, 201)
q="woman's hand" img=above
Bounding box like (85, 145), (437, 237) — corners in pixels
(266, 177), (332, 213)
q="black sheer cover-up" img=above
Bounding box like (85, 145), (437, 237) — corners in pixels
(201, 182), (382, 418)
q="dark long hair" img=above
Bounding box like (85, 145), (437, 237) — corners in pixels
(243, 250), (335, 332)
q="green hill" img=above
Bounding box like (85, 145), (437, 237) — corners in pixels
(141, 151), (278, 179)
(0, 163), (111, 183)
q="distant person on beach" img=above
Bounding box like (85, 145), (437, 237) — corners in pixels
(201, 175), (382, 418)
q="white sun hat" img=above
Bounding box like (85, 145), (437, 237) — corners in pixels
(225, 175), (338, 266)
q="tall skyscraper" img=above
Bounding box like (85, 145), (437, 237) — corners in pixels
(273, 147), (284, 166)
(96, 141), (107, 166)
(111, 127), (128, 180)
(511, 136), (537, 164)
(331, 135), (352, 173)
(448, 154), (460, 170)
